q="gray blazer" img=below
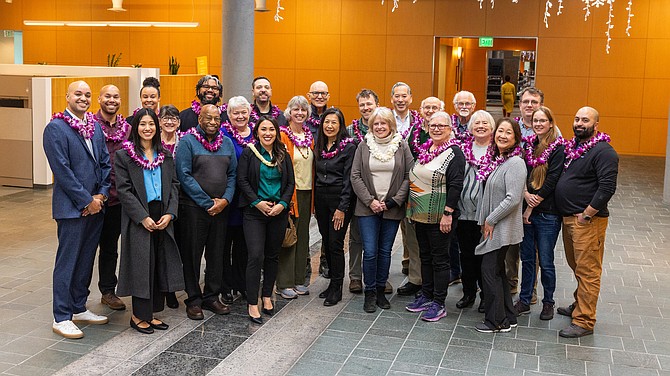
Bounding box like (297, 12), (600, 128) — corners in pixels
(475, 156), (526, 255)
(350, 139), (413, 220)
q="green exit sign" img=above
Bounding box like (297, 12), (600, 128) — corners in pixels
(479, 37), (494, 48)
(3, 30), (14, 38)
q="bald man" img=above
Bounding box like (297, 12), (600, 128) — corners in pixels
(94, 85), (127, 310)
(306, 81), (330, 138)
(43, 81), (112, 339)
(555, 106), (618, 338)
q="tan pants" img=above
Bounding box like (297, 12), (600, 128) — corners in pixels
(562, 215), (608, 330)
(401, 218), (422, 285)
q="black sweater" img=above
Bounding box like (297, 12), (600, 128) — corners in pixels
(555, 141), (618, 217)
(525, 143), (565, 215)
(315, 142), (357, 213)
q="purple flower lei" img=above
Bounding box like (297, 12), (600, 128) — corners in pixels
(95, 114), (130, 142)
(321, 138), (355, 159)
(190, 100), (227, 116)
(350, 119), (365, 142)
(522, 135), (565, 168)
(122, 141), (165, 170)
(305, 115), (320, 133)
(222, 121), (255, 147)
(186, 127), (224, 152)
(249, 104), (281, 126)
(417, 138), (461, 165)
(280, 123), (313, 148)
(563, 132), (611, 170)
(409, 124), (431, 156)
(52, 112), (96, 140)
(401, 110), (422, 139)
(476, 144), (523, 181)
(460, 136), (488, 168)
(161, 130), (182, 155)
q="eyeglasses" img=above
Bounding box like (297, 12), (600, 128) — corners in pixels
(455, 102), (473, 108)
(428, 124), (450, 130)
(521, 99), (540, 105)
(160, 116), (179, 123)
(422, 106), (441, 111)
(201, 85), (220, 91)
(532, 118), (549, 124)
(310, 91), (329, 97)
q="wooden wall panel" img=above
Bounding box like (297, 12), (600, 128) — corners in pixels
(294, 35), (341, 71)
(484, 1), (540, 37)
(293, 70), (341, 106)
(56, 30), (93, 66)
(385, 36), (433, 73)
(536, 38), (591, 77)
(254, 34), (297, 70)
(642, 79), (670, 119)
(51, 76), (130, 116)
(535, 76), (589, 117)
(587, 78), (644, 118)
(589, 38), (647, 78)
(160, 74), (201, 112)
(339, 71), (387, 108)
(386, 0), (435, 36)
(340, 35), (387, 72)
(341, 0), (387, 35)
(639, 118), (669, 156)
(598, 116), (641, 155)
(433, 0), (485, 36)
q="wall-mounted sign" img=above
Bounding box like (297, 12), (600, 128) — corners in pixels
(479, 37), (494, 48)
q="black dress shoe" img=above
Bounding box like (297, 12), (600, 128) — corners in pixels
(149, 320), (169, 330)
(165, 293), (179, 309)
(249, 315), (263, 324)
(130, 319), (154, 334)
(456, 295), (476, 309)
(202, 300), (231, 315)
(319, 283), (332, 299)
(397, 282), (421, 296)
(221, 291), (234, 304)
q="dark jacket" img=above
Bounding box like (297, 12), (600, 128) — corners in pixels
(237, 146), (295, 210)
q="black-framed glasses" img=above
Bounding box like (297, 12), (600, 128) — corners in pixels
(310, 91), (329, 97)
(428, 124), (449, 130)
(160, 116), (179, 123)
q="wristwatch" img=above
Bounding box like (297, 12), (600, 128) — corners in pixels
(582, 213), (592, 222)
(443, 210), (453, 216)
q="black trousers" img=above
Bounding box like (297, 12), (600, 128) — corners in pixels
(243, 207), (287, 305)
(176, 204), (229, 307)
(223, 225), (247, 294)
(98, 204), (122, 294)
(457, 220), (483, 297)
(481, 245), (517, 329)
(132, 201), (166, 322)
(415, 221), (456, 306)
(314, 186), (352, 283)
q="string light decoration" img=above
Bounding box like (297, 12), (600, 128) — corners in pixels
(271, 0), (632, 53)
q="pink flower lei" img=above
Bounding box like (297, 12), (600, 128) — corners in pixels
(52, 112), (96, 140)
(280, 123), (313, 148)
(350, 119), (365, 142)
(476, 144), (523, 181)
(222, 121), (254, 147)
(417, 137), (461, 165)
(161, 130), (182, 154)
(522, 135), (564, 168)
(305, 115), (320, 133)
(460, 135), (488, 168)
(321, 138), (355, 159)
(401, 110), (422, 138)
(95, 114), (130, 142)
(563, 132), (611, 170)
(122, 141), (165, 170)
(190, 100), (227, 116)
(186, 127), (224, 152)
(409, 124), (431, 156)
(249, 104), (282, 125)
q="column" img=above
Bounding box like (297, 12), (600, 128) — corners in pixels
(221, 1), (254, 103)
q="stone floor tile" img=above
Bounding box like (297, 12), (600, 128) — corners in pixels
(579, 334), (625, 350)
(585, 361), (612, 376)
(566, 345), (613, 363)
(486, 365), (525, 376)
(132, 352), (220, 376)
(166, 331), (246, 359)
(356, 334), (404, 353)
(340, 356), (392, 376)
(609, 364), (660, 376)
(327, 317), (374, 334)
(440, 346), (490, 373)
(493, 336), (537, 355)
(389, 362), (438, 375)
(515, 326), (559, 343)
(286, 359), (341, 376)
(396, 347), (444, 367)
(407, 326), (452, 344)
(611, 349), (660, 369)
(308, 335), (359, 355)
(488, 349), (515, 368)
(435, 369), (481, 376)
(3, 364), (57, 376)
(539, 355), (586, 376)
(20, 348), (81, 370)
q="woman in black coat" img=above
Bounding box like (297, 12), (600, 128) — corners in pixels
(238, 116), (295, 324)
(115, 108), (184, 334)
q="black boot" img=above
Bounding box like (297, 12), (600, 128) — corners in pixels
(324, 281), (342, 306)
(456, 294), (476, 309)
(364, 290), (377, 313)
(319, 282), (333, 299)
(376, 286), (390, 309)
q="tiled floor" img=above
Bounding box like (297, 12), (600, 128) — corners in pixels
(0, 154), (668, 376)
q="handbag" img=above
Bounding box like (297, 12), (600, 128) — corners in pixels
(282, 216), (297, 248)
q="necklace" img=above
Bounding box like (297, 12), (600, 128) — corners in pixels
(161, 130), (181, 154)
(409, 124), (431, 155)
(401, 110), (422, 139)
(52, 112), (96, 139)
(461, 136), (489, 168)
(249, 103), (281, 126)
(185, 127), (224, 152)
(190, 99), (227, 116)
(563, 132), (611, 169)
(249, 144), (277, 167)
(280, 123), (313, 148)
(321, 138), (355, 159)
(417, 138), (461, 165)
(222, 121), (254, 147)
(122, 141), (165, 170)
(522, 134), (564, 168)
(305, 114), (320, 133)
(95, 114), (130, 142)
(365, 132), (402, 162)
(350, 119), (366, 142)
(476, 144), (523, 181)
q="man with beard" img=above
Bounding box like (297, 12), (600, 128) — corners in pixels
(390, 82), (421, 139)
(555, 107), (618, 338)
(397, 96), (442, 297)
(179, 75), (223, 132)
(43, 80), (111, 338)
(452, 91), (476, 138)
(94, 84), (128, 311)
(306, 81), (330, 138)
(249, 76), (287, 127)
(345, 89), (379, 293)
(176, 104), (237, 320)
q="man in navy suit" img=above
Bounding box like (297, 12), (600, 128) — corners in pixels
(43, 81), (112, 339)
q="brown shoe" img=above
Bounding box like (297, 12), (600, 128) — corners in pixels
(384, 281), (393, 294)
(202, 299), (230, 315)
(186, 305), (204, 320)
(349, 279), (363, 293)
(101, 292), (126, 310)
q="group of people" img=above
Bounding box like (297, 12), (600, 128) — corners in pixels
(43, 74), (618, 340)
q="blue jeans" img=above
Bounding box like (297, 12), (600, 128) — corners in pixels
(358, 215), (401, 291)
(519, 212), (561, 305)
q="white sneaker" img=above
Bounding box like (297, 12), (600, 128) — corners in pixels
(52, 320), (84, 339)
(72, 310), (108, 325)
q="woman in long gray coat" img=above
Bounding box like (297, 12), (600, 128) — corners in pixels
(115, 108), (184, 334)
(475, 117), (526, 333)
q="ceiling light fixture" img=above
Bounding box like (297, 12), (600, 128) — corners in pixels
(23, 20), (199, 28)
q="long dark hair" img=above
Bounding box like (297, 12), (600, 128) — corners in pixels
(253, 115), (286, 171)
(492, 117), (521, 158)
(128, 108), (165, 156)
(315, 107), (347, 158)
